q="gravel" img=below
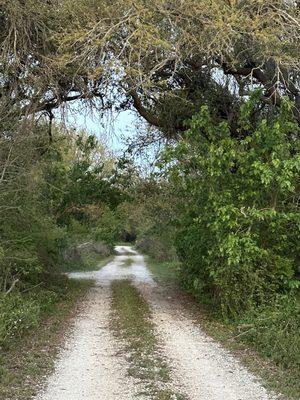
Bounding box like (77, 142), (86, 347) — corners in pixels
(140, 285), (280, 400)
(34, 285), (141, 400)
(34, 246), (281, 400)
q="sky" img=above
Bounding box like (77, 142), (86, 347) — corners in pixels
(55, 101), (160, 171)
(56, 104), (139, 155)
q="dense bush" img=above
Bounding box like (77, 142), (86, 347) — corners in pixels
(120, 180), (179, 261)
(0, 123), (124, 294)
(163, 93), (300, 317)
(93, 207), (121, 252)
(0, 126), (67, 291)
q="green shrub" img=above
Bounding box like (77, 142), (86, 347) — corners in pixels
(93, 208), (121, 251)
(163, 93), (300, 317)
(136, 233), (177, 262)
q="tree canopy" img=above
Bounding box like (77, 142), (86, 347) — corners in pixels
(1, 0), (300, 139)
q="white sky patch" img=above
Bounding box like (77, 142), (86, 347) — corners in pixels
(54, 102), (138, 154)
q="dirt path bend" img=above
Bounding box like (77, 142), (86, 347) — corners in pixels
(35, 246), (280, 400)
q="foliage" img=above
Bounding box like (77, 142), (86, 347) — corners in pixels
(0, 124), (64, 290)
(41, 129), (121, 226)
(0, 0), (299, 391)
(1, 0), (300, 142)
(0, 121), (123, 293)
(0, 293), (40, 347)
(162, 93), (300, 317)
(0, 278), (91, 400)
(93, 207), (122, 251)
(118, 178), (179, 261)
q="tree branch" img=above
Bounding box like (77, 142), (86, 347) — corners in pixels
(5, 278), (19, 295)
(221, 62), (300, 122)
(222, 63), (279, 104)
(129, 89), (161, 127)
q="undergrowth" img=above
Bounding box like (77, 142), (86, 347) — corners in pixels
(59, 252), (114, 272)
(0, 273), (69, 349)
(145, 256), (181, 285)
(0, 275), (91, 400)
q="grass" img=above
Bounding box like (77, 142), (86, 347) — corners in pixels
(146, 257), (300, 400)
(60, 252), (114, 272)
(145, 256), (181, 285)
(122, 257), (134, 267)
(191, 306), (300, 400)
(110, 280), (186, 400)
(0, 276), (92, 400)
(116, 241), (134, 246)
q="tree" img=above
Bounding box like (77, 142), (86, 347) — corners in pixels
(1, 1), (300, 140)
(0, 119), (122, 292)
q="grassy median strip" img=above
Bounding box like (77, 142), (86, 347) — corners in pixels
(122, 257), (134, 268)
(110, 280), (186, 400)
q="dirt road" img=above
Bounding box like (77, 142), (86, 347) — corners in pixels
(35, 246), (279, 400)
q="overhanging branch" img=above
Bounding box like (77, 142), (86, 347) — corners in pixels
(129, 89), (161, 127)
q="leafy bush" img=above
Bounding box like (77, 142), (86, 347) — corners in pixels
(0, 122), (124, 293)
(136, 233), (177, 262)
(120, 179), (179, 262)
(91, 206), (124, 251)
(163, 93), (300, 317)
